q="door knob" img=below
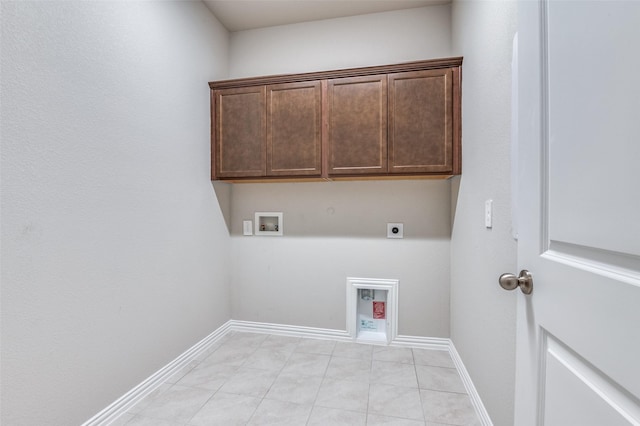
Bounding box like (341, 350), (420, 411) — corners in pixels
(499, 270), (533, 295)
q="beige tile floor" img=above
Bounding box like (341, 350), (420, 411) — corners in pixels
(111, 332), (481, 426)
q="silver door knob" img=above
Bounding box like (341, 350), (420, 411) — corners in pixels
(499, 270), (533, 295)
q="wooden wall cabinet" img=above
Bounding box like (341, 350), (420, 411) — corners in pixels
(267, 81), (322, 177)
(214, 86), (266, 178)
(327, 75), (388, 175)
(389, 68), (454, 174)
(210, 57), (462, 181)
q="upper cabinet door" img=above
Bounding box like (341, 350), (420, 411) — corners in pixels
(213, 86), (266, 178)
(388, 68), (454, 174)
(327, 75), (388, 176)
(266, 81), (322, 177)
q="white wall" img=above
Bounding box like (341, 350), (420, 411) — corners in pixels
(229, 5), (452, 77)
(230, 181), (451, 337)
(225, 5), (454, 338)
(0, 2), (230, 425)
(450, 1), (517, 425)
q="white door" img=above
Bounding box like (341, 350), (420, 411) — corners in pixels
(515, 1), (640, 425)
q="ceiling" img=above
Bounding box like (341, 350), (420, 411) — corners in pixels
(203, 0), (448, 32)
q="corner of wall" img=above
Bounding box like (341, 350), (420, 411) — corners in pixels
(450, 1), (518, 425)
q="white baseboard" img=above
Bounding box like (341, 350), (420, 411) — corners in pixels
(81, 320), (233, 426)
(449, 341), (494, 426)
(393, 334), (493, 426)
(227, 319), (352, 341)
(392, 334), (451, 350)
(83, 320), (492, 426)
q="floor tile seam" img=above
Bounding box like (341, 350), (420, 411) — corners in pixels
(415, 364), (458, 371)
(314, 374), (370, 414)
(294, 350), (334, 356)
(372, 357), (416, 365)
(418, 387), (469, 396)
(254, 392), (313, 424)
(243, 346), (296, 357)
(279, 370), (328, 379)
(134, 381), (186, 418)
(331, 355), (374, 362)
(169, 381), (227, 394)
(365, 411), (428, 424)
(365, 381), (372, 421)
(132, 381), (174, 412)
(189, 358), (242, 373)
(263, 373), (324, 412)
(415, 363), (457, 369)
(247, 397), (314, 426)
(239, 362), (290, 372)
(424, 420), (467, 426)
(255, 361), (287, 401)
(325, 377), (372, 385)
(244, 396), (266, 426)
(257, 344), (300, 354)
(127, 409), (185, 425)
(370, 378), (419, 389)
(313, 400), (368, 414)
(168, 360), (202, 384)
(182, 386), (223, 426)
(321, 370), (372, 385)
(128, 413), (190, 426)
(234, 362), (289, 374)
(208, 387), (263, 400)
(417, 357), (430, 425)
(290, 357), (331, 378)
(243, 348), (293, 364)
(372, 359), (416, 365)
(366, 382), (427, 423)
(372, 369), (420, 385)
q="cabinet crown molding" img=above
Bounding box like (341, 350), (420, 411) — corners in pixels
(209, 57), (463, 89)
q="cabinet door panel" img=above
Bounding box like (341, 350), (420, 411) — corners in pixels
(214, 86), (266, 178)
(327, 75), (387, 175)
(388, 69), (453, 174)
(267, 82), (322, 176)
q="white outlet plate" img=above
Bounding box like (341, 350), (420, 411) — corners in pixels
(387, 223), (404, 239)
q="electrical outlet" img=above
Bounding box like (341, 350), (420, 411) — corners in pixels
(387, 223), (404, 239)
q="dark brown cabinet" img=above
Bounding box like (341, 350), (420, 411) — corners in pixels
(388, 68), (458, 174)
(327, 75), (388, 175)
(210, 57), (462, 181)
(214, 86), (265, 178)
(267, 81), (322, 177)
(213, 82), (322, 179)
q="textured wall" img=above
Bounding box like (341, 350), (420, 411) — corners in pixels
(225, 5), (454, 338)
(0, 2), (230, 425)
(450, 1), (518, 425)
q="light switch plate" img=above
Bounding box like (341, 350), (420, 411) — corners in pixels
(243, 220), (253, 236)
(387, 223), (404, 239)
(485, 200), (493, 228)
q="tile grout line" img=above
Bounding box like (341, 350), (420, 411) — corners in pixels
(119, 331), (481, 426)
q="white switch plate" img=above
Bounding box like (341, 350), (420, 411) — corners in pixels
(387, 223), (404, 239)
(243, 220), (253, 236)
(485, 200), (493, 228)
